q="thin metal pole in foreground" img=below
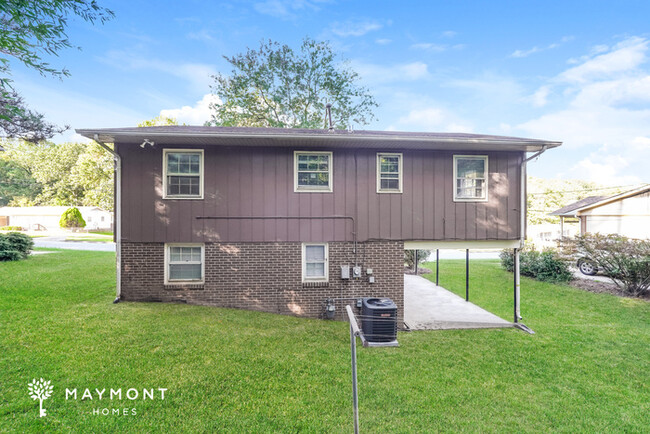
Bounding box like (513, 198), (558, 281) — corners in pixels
(346, 305), (360, 434)
(414, 250), (418, 275)
(465, 249), (469, 301)
(435, 249), (439, 286)
(514, 248), (520, 323)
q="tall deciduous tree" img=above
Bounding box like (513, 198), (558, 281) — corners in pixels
(2, 141), (114, 210)
(208, 38), (378, 129)
(0, 0), (114, 140)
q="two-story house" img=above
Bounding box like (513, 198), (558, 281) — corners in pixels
(77, 126), (560, 325)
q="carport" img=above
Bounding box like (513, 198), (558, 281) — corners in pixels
(403, 274), (512, 330)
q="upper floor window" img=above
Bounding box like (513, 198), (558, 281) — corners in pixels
(377, 153), (403, 193)
(163, 149), (204, 199)
(294, 151), (333, 192)
(454, 155), (488, 201)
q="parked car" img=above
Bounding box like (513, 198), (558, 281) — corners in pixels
(577, 257), (599, 276)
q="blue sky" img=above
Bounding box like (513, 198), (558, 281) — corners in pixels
(10, 0), (650, 185)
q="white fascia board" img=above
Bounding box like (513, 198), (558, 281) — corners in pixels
(404, 240), (521, 250)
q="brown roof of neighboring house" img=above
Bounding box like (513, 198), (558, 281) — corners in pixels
(76, 126), (562, 152)
(549, 196), (607, 217)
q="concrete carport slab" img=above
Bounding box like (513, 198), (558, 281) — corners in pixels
(404, 274), (513, 331)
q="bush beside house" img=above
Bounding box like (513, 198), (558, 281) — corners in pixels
(0, 232), (33, 261)
(500, 247), (572, 283)
(562, 234), (650, 297)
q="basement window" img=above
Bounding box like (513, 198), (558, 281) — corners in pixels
(294, 151), (333, 192)
(165, 243), (204, 284)
(302, 243), (329, 282)
(163, 149), (204, 199)
(377, 153), (403, 193)
(454, 155), (488, 201)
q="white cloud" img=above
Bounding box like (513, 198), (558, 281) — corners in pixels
(410, 43), (447, 52)
(441, 30), (457, 38)
(375, 38), (392, 45)
(186, 29), (216, 43)
(102, 49), (217, 92)
(530, 86), (550, 107)
(389, 107), (473, 133)
(558, 37), (647, 83)
(160, 94), (222, 125)
(330, 20), (382, 37)
(253, 0), (326, 19)
(510, 36), (573, 58)
(515, 36), (650, 184)
(351, 60), (430, 84)
(570, 151), (642, 185)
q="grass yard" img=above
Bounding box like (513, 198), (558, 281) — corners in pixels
(1, 252), (648, 432)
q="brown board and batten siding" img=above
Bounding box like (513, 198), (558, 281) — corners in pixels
(116, 143), (522, 244)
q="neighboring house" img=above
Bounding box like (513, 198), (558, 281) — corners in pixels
(527, 223), (579, 249)
(550, 186), (650, 239)
(0, 206), (113, 231)
(77, 126), (560, 323)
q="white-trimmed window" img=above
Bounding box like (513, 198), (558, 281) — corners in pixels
(377, 153), (403, 193)
(294, 151), (333, 192)
(165, 243), (205, 284)
(163, 149), (204, 199)
(454, 155), (488, 201)
(302, 243), (328, 282)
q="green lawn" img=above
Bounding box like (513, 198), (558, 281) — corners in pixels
(1, 252), (648, 432)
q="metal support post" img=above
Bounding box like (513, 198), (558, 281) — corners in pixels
(465, 249), (469, 301)
(435, 249), (439, 286)
(514, 248), (521, 323)
(414, 250), (418, 275)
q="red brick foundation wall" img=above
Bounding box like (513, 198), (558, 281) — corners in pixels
(121, 240), (404, 325)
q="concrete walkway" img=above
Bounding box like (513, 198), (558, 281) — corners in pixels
(404, 274), (512, 331)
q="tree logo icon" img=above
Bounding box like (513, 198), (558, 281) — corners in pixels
(28, 378), (53, 417)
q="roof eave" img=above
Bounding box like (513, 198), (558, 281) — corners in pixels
(76, 128), (562, 152)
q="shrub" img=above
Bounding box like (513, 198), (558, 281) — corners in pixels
(0, 231), (33, 261)
(0, 226), (24, 231)
(562, 234), (650, 297)
(59, 207), (86, 229)
(500, 247), (572, 283)
(405, 250), (432, 268)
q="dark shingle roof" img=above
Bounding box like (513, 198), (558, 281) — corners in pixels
(549, 196), (607, 216)
(76, 126), (562, 152)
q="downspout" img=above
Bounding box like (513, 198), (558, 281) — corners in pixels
(514, 145), (547, 321)
(94, 134), (121, 303)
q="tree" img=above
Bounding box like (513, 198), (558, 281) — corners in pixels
(137, 115), (181, 127)
(0, 151), (41, 206)
(2, 141), (114, 210)
(0, 0), (114, 141)
(59, 207), (86, 229)
(208, 38), (378, 129)
(405, 250), (431, 269)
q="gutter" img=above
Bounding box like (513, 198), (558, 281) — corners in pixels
(513, 145), (547, 322)
(94, 134), (121, 303)
(78, 129), (562, 151)
(521, 145), (548, 245)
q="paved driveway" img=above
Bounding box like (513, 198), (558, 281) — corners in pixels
(404, 274), (512, 330)
(33, 236), (115, 252)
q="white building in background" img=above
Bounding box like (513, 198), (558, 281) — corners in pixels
(527, 222), (579, 249)
(549, 185), (650, 240)
(0, 206), (113, 231)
